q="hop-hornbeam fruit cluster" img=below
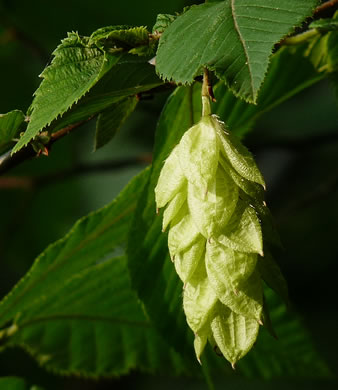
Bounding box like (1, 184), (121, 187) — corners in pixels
(155, 110), (276, 367)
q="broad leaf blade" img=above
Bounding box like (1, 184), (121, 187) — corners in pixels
(156, 0), (317, 102)
(12, 33), (121, 154)
(94, 95), (138, 150)
(0, 168), (189, 377)
(0, 110), (25, 154)
(49, 55), (163, 133)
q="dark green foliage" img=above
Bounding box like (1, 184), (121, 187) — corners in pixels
(0, 0), (337, 388)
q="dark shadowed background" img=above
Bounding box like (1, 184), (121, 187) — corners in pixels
(0, 0), (337, 389)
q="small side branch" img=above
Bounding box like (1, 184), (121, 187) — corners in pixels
(0, 117), (93, 175)
(314, 0), (338, 17)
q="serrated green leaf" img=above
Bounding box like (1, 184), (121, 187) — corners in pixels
(156, 0), (317, 102)
(0, 168), (189, 377)
(12, 33), (121, 154)
(90, 25), (152, 55)
(94, 95), (138, 150)
(0, 110), (25, 154)
(0, 377), (44, 390)
(152, 14), (177, 34)
(213, 44), (325, 137)
(51, 54), (163, 132)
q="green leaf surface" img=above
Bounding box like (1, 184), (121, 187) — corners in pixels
(12, 33), (121, 154)
(0, 168), (188, 377)
(94, 95), (138, 150)
(0, 110), (25, 154)
(152, 14), (177, 34)
(156, 0), (317, 102)
(0, 377), (43, 390)
(90, 25), (148, 48)
(310, 18), (338, 32)
(213, 44), (325, 136)
(50, 55), (163, 133)
(128, 85), (202, 358)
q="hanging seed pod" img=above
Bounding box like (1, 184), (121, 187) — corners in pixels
(155, 71), (286, 367)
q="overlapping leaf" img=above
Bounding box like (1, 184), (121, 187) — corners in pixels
(94, 96), (138, 150)
(12, 32), (121, 154)
(156, 0), (317, 102)
(12, 25), (161, 154)
(0, 110), (25, 154)
(0, 169), (189, 378)
(51, 54), (163, 133)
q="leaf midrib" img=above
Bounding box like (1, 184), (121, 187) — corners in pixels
(231, 0), (255, 96)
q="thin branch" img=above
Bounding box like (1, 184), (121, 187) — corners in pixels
(0, 117), (93, 175)
(314, 0), (338, 16)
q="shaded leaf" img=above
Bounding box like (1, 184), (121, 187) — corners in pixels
(0, 168), (189, 377)
(0, 377), (43, 390)
(156, 0), (317, 102)
(213, 44), (325, 137)
(12, 32), (121, 153)
(0, 110), (25, 154)
(257, 251), (289, 305)
(50, 55), (163, 133)
(128, 86), (202, 359)
(94, 95), (138, 150)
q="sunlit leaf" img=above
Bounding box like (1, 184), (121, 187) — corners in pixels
(156, 0), (317, 102)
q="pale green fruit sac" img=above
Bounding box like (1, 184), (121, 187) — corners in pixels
(155, 114), (282, 367)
